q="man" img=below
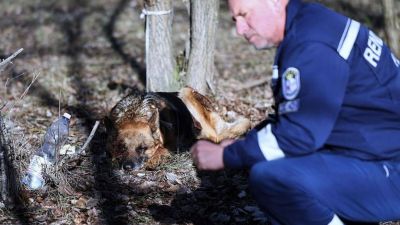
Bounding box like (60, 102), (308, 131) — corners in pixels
(190, 0), (400, 224)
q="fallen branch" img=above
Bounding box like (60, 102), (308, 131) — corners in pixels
(0, 48), (24, 72)
(78, 120), (100, 154)
(235, 77), (269, 91)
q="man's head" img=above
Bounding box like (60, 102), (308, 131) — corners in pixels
(228, 0), (288, 49)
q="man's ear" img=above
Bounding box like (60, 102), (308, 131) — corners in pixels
(270, 0), (282, 9)
(276, 0), (289, 11)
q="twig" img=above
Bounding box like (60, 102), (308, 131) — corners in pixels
(3, 72), (41, 115)
(235, 77), (269, 91)
(19, 72), (40, 100)
(0, 103), (7, 111)
(5, 71), (27, 88)
(0, 48), (24, 72)
(1, 72), (29, 111)
(78, 121), (100, 154)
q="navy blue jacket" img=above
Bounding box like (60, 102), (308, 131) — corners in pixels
(224, 0), (400, 169)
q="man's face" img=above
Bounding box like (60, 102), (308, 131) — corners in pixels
(228, 0), (283, 49)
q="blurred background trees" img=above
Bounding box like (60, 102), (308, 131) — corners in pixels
(144, 0), (219, 94)
(146, 0), (400, 93)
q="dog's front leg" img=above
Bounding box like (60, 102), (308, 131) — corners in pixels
(145, 146), (170, 169)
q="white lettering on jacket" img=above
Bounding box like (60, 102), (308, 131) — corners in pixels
(363, 31), (383, 68)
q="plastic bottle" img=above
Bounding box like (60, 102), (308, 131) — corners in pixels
(22, 113), (71, 190)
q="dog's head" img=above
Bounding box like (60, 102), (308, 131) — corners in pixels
(114, 120), (154, 170)
(106, 93), (170, 170)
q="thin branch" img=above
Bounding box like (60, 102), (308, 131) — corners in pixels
(19, 72), (40, 100)
(5, 71), (28, 88)
(0, 48), (24, 72)
(78, 120), (100, 154)
(3, 72), (41, 115)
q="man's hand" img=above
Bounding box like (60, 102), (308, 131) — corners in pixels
(190, 140), (227, 170)
(220, 139), (235, 148)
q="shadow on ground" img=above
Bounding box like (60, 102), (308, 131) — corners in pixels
(149, 170), (269, 225)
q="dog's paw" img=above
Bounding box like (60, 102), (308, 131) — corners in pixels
(145, 146), (171, 169)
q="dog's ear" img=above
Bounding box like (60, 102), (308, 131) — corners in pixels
(190, 88), (216, 112)
(148, 107), (160, 133)
(192, 117), (202, 131)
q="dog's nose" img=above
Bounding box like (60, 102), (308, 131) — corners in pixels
(122, 161), (135, 170)
(122, 160), (142, 170)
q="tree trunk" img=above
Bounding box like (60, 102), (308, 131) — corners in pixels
(182, 0), (191, 62)
(383, 0), (400, 56)
(144, 0), (179, 92)
(186, 0), (219, 94)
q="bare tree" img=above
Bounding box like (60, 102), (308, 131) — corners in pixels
(143, 0), (220, 94)
(186, 0), (220, 94)
(143, 0), (179, 92)
(383, 0), (400, 56)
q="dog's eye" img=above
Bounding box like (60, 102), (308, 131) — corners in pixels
(136, 146), (147, 154)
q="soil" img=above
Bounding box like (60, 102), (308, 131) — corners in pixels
(0, 0), (399, 224)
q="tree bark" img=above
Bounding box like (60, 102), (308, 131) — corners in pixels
(144, 0), (179, 92)
(0, 113), (18, 208)
(383, 0), (400, 56)
(186, 0), (219, 94)
(182, 0), (191, 62)
(0, 114), (9, 205)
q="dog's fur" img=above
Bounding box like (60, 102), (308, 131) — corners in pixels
(106, 87), (251, 170)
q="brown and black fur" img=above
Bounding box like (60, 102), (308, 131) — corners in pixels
(106, 87), (251, 170)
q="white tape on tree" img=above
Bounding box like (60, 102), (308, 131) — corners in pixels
(140, 9), (172, 19)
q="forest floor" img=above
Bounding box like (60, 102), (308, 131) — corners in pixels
(0, 0), (399, 224)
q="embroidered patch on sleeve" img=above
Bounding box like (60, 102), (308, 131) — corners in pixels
(279, 99), (300, 114)
(282, 67), (301, 100)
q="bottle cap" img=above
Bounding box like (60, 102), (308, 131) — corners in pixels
(63, 113), (71, 120)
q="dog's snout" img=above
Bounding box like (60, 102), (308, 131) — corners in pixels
(122, 160), (142, 170)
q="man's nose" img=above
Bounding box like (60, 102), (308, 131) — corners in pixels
(236, 18), (248, 36)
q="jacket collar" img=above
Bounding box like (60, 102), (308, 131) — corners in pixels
(284, 0), (303, 36)
(274, 0), (303, 66)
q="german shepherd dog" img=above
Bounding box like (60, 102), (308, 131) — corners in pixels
(106, 87), (251, 170)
